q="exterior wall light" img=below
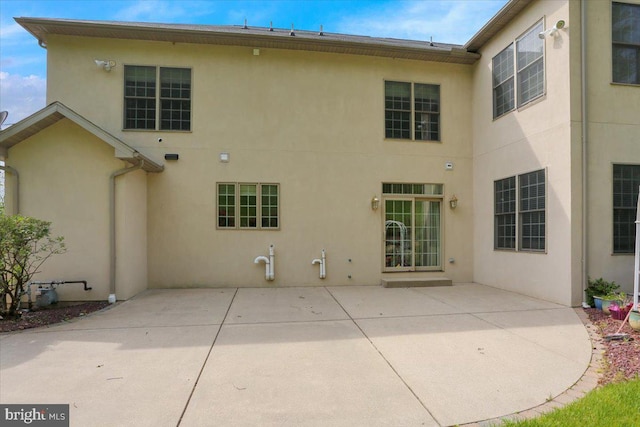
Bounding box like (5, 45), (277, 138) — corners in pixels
(95, 59), (116, 72)
(371, 196), (380, 211)
(449, 195), (458, 210)
(220, 152), (230, 163)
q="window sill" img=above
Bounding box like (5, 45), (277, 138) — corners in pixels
(384, 138), (442, 143)
(610, 81), (640, 88)
(122, 129), (192, 133)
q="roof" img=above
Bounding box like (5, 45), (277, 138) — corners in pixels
(0, 102), (164, 173)
(464, 0), (534, 52)
(14, 17), (480, 65)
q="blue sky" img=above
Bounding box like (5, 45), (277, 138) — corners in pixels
(0, 0), (507, 126)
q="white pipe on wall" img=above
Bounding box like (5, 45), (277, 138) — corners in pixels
(254, 245), (275, 281)
(312, 249), (326, 279)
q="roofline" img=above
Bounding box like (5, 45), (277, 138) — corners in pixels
(464, 0), (534, 52)
(0, 102), (164, 172)
(14, 17), (480, 65)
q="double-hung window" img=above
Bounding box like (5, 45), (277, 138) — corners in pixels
(124, 65), (191, 130)
(612, 2), (640, 85)
(613, 164), (640, 253)
(384, 81), (440, 141)
(217, 183), (279, 230)
(494, 169), (546, 251)
(492, 21), (545, 118)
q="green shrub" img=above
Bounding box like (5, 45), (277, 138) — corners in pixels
(0, 215), (65, 317)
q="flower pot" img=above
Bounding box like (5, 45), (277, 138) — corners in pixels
(630, 310), (640, 331)
(610, 303), (632, 320)
(593, 296), (603, 310)
(601, 299), (623, 315)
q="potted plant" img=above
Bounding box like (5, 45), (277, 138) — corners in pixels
(601, 292), (626, 315)
(630, 304), (640, 331)
(609, 301), (633, 320)
(585, 277), (620, 309)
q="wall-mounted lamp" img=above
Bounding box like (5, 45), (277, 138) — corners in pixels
(95, 59), (116, 72)
(449, 195), (458, 210)
(371, 196), (380, 211)
(219, 152), (230, 163)
(538, 20), (566, 39)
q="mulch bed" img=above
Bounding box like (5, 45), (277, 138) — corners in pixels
(584, 308), (640, 385)
(0, 301), (110, 332)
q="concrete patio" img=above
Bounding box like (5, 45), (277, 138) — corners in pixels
(0, 284), (596, 426)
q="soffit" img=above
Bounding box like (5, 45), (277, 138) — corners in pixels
(464, 0), (534, 52)
(15, 17), (480, 65)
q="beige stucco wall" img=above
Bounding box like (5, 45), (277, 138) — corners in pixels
(471, 0), (581, 306)
(5, 119), (127, 301)
(44, 34), (475, 288)
(584, 0), (640, 293)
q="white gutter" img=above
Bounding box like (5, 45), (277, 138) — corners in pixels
(0, 164), (19, 214)
(581, 0), (589, 307)
(108, 159), (144, 303)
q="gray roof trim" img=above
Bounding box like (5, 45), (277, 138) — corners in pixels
(15, 17), (480, 64)
(464, 0), (534, 52)
(0, 102), (164, 172)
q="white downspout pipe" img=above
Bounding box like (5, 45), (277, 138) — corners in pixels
(109, 159), (144, 303)
(254, 245), (275, 281)
(581, 0), (590, 307)
(634, 185), (639, 310)
(0, 164), (19, 214)
(312, 249), (326, 279)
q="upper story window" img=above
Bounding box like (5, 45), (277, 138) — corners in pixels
(384, 81), (440, 141)
(612, 2), (640, 84)
(492, 21), (545, 119)
(124, 66), (191, 131)
(613, 164), (640, 253)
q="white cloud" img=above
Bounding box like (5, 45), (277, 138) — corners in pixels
(0, 72), (46, 127)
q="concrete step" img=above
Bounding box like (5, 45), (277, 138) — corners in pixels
(381, 278), (452, 288)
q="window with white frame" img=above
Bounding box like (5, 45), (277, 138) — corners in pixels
(612, 2), (640, 84)
(384, 81), (440, 141)
(494, 169), (546, 251)
(124, 66), (191, 130)
(613, 164), (640, 253)
(217, 183), (279, 229)
(492, 21), (545, 118)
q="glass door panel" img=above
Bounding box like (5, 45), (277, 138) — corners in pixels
(415, 200), (441, 268)
(385, 200), (413, 269)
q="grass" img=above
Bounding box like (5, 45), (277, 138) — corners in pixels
(501, 379), (640, 427)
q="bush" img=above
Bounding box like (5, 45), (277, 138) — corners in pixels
(585, 277), (620, 306)
(0, 215), (65, 317)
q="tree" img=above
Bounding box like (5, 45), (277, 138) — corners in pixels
(0, 215), (65, 317)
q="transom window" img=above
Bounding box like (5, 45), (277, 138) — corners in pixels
(492, 20), (545, 118)
(382, 183), (443, 271)
(217, 183), (279, 230)
(494, 169), (546, 251)
(384, 81), (440, 141)
(124, 65), (191, 131)
(613, 164), (640, 253)
(612, 2), (640, 84)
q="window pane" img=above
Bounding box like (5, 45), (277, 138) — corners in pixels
(261, 185), (279, 229)
(494, 177), (516, 249)
(385, 200), (413, 268)
(519, 169), (546, 251)
(385, 81), (411, 139)
(516, 22), (544, 106)
(124, 66), (156, 129)
(414, 84), (440, 141)
(239, 184), (257, 228)
(613, 45), (640, 84)
(160, 68), (191, 130)
(613, 2), (640, 45)
(613, 164), (640, 253)
(218, 184), (236, 228)
(415, 200), (441, 267)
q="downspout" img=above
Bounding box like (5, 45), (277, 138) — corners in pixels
(581, 0), (589, 307)
(0, 164), (19, 214)
(109, 158), (144, 303)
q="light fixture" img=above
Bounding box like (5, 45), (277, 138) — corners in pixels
(371, 196), (380, 211)
(95, 59), (116, 72)
(219, 152), (230, 163)
(538, 20), (566, 39)
(449, 195), (458, 210)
